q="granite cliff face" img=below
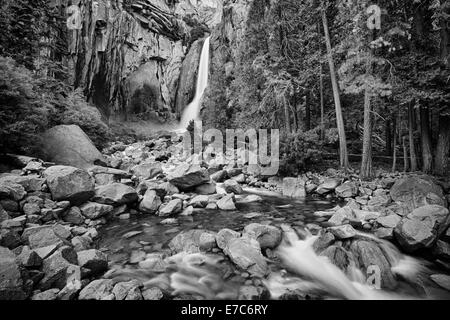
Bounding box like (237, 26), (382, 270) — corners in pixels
(67, 0), (222, 123)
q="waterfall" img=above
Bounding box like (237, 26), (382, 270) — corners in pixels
(179, 36), (211, 129)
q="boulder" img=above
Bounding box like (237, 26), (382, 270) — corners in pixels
(0, 180), (26, 201)
(43, 166), (95, 205)
(131, 163), (163, 180)
(217, 195), (236, 211)
(16, 246), (43, 268)
(320, 245), (355, 275)
(316, 179), (341, 195)
(349, 240), (397, 289)
(0, 247), (26, 300)
(79, 202), (114, 219)
(335, 182), (358, 198)
(243, 224), (282, 250)
(376, 214), (401, 229)
(113, 280), (143, 300)
(223, 180), (243, 195)
(139, 190), (162, 214)
(430, 274), (450, 291)
(216, 229), (241, 250)
(79, 279), (114, 300)
(195, 183), (217, 195)
(0, 175), (45, 192)
(22, 224), (70, 249)
(222, 237), (268, 277)
(168, 230), (217, 253)
(282, 177), (306, 198)
(211, 170), (228, 183)
(328, 207), (354, 226)
(168, 164), (210, 190)
(142, 287), (164, 300)
(390, 176), (446, 211)
(328, 225), (357, 239)
(62, 207), (85, 225)
(159, 199), (183, 217)
(189, 195), (209, 208)
(39, 248), (78, 290)
(395, 205), (450, 252)
(92, 183), (138, 206)
(433, 240), (450, 260)
(42, 125), (105, 169)
(77, 249), (108, 275)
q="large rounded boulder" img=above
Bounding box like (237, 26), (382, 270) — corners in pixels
(43, 166), (95, 205)
(390, 176), (446, 211)
(42, 125), (106, 170)
(394, 205), (450, 253)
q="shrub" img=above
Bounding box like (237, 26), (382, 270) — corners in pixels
(0, 57), (54, 155)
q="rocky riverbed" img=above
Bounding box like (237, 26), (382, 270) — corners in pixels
(1, 129), (450, 300)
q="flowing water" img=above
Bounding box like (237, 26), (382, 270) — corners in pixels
(179, 36), (211, 129)
(98, 191), (450, 300)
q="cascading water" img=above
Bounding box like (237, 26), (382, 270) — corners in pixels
(179, 36), (211, 129)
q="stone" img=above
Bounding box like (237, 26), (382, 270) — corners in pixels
(224, 179), (243, 195)
(0, 204), (12, 221)
(16, 246), (43, 268)
(62, 207), (85, 225)
(353, 210), (380, 222)
(142, 287), (164, 300)
(238, 286), (269, 300)
(112, 280), (142, 300)
(168, 164), (210, 190)
(374, 228), (394, 240)
(217, 195), (236, 211)
(390, 176), (446, 211)
(0, 180), (26, 201)
(32, 289), (60, 300)
(0, 229), (22, 249)
(169, 230), (217, 253)
(189, 195), (209, 208)
(222, 237), (268, 277)
(328, 207), (354, 226)
(232, 174), (246, 184)
(206, 203), (218, 210)
(195, 182), (217, 195)
(92, 183), (138, 206)
(216, 229), (241, 250)
(0, 247), (26, 300)
(238, 195), (263, 203)
(313, 232), (335, 253)
(39, 249), (77, 290)
(80, 202), (113, 219)
(0, 175), (45, 192)
(432, 240), (450, 260)
(22, 224), (70, 249)
(227, 168), (243, 178)
(243, 223), (282, 250)
(79, 279), (114, 300)
(316, 179), (341, 195)
(42, 125), (105, 169)
(180, 206), (194, 216)
(138, 253), (166, 272)
(131, 163), (163, 180)
(71, 236), (92, 252)
(282, 177), (306, 198)
(328, 225), (357, 239)
(211, 170), (228, 183)
(430, 274), (450, 291)
(335, 182), (358, 198)
(139, 190), (162, 214)
(77, 250), (108, 275)
(349, 240), (397, 289)
(159, 199), (183, 217)
(43, 166), (95, 205)
(376, 214), (401, 229)
(320, 245), (355, 274)
(395, 205), (450, 252)
(57, 279), (82, 300)
(23, 203), (42, 217)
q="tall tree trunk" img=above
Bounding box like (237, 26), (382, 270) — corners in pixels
(391, 111), (398, 172)
(322, 8), (348, 170)
(305, 93), (311, 131)
(284, 103), (291, 134)
(403, 135), (409, 172)
(408, 103), (418, 171)
(434, 114), (450, 176)
(420, 105), (433, 173)
(385, 109), (392, 156)
(320, 64), (325, 140)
